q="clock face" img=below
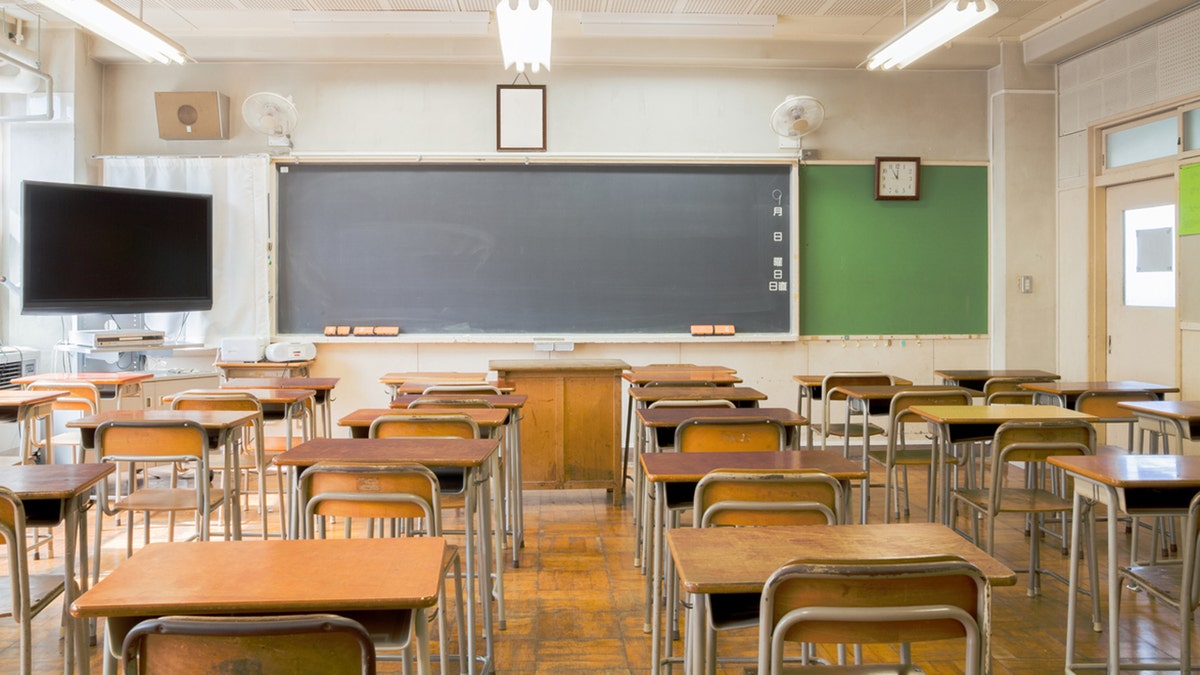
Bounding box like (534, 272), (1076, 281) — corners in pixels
(874, 157), (920, 200)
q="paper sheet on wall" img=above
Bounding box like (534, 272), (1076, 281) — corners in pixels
(1182, 162), (1200, 236)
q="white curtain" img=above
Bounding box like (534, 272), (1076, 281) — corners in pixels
(100, 156), (270, 347)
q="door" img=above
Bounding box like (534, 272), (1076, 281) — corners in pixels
(1105, 177), (1178, 385)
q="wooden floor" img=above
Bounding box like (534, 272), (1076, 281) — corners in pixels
(1, 463), (1195, 674)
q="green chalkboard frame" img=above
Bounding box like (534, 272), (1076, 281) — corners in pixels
(798, 164), (988, 335)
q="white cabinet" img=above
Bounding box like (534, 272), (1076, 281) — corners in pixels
(139, 373), (220, 409)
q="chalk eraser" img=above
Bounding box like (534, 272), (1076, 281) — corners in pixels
(336, 326), (351, 336)
(691, 324), (714, 336)
(714, 325), (736, 335)
(374, 326), (400, 336)
(352, 326), (375, 336)
(324, 325), (338, 336)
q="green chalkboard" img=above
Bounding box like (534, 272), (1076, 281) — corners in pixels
(798, 164), (987, 335)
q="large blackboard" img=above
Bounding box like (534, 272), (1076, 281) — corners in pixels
(275, 163), (794, 335)
(797, 164), (988, 335)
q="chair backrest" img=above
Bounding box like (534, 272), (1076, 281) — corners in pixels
(27, 380), (100, 414)
(820, 372), (895, 403)
(408, 397), (495, 409)
(693, 469), (842, 527)
(647, 399), (736, 409)
(121, 614), (376, 675)
(368, 414), (480, 440)
(0, 486), (31, 620)
(1074, 390), (1159, 423)
(170, 390), (262, 414)
(758, 555), (987, 675)
(421, 384), (504, 395)
(991, 419), (1095, 464)
(676, 417), (786, 453)
(887, 388), (974, 453)
(96, 419), (210, 463)
(982, 378), (1051, 405)
(300, 461), (441, 536)
(1184, 491), (1200, 610)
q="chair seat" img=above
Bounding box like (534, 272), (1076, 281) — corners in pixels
(0, 573), (66, 619)
(866, 448), (937, 467)
(115, 487), (225, 512)
(954, 488), (1072, 514)
(1121, 564), (1183, 605)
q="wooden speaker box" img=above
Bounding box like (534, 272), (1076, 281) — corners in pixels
(155, 91), (230, 140)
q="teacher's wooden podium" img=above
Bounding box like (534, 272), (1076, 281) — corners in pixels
(491, 359), (628, 505)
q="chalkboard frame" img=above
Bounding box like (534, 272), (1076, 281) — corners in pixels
(270, 158), (800, 342)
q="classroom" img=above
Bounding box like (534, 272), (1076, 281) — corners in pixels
(0, 0), (1198, 672)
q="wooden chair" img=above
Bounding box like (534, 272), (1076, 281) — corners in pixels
(26, 380), (100, 464)
(867, 388), (974, 523)
(757, 555), (988, 675)
(170, 390), (279, 539)
(300, 461), (465, 673)
(91, 419), (227, 587)
(811, 372), (896, 455)
(692, 469), (843, 675)
(0, 486), (66, 675)
(949, 420), (1100, 608)
(120, 614), (377, 675)
(1117, 490), (1200, 675)
(1075, 390), (1160, 454)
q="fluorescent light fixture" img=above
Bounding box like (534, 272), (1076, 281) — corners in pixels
(38, 0), (187, 64)
(866, 0), (998, 70)
(292, 11), (490, 36)
(496, 0), (552, 73)
(579, 13), (776, 39)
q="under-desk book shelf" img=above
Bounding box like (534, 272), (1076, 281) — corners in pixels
(275, 162), (796, 337)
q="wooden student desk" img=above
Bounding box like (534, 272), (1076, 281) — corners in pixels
(222, 377), (340, 438)
(933, 368), (1060, 390)
(0, 462), (115, 675)
(391, 393), (529, 567)
(69, 409), (261, 541)
(1020, 380), (1178, 408)
(72, 538), (445, 675)
(273, 437), (501, 673)
(1049, 454), (1200, 675)
(641, 449), (864, 675)
(906, 405), (1097, 524)
(1117, 399), (1200, 455)
(214, 360), (314, 379)
(162, 387), (315, 450)
(379, 371), (498, 398)
(0, 389), (65, 464)
(668, 523), (1016, 675)
(338, 407), (510, 439)
(792, 375), (915, 450)
(12, 371), (155, 410)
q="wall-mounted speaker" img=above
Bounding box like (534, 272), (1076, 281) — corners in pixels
(154, 91), (230, 140)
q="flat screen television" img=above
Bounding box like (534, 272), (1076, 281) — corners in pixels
(21, 181), (213, 315)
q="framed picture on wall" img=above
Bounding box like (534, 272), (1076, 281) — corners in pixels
(497, 84), (546, 152)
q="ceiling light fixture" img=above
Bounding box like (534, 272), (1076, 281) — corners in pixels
(38, 0), (187, 64)
(496, 0), (552, 73)
(866, 0), (998, 70)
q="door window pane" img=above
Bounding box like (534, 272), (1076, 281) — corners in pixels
(1185, 108), (1200, 152)
(1124, 204), (1176, 307)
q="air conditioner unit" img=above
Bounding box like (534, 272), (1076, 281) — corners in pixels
(0, 346), (39, 390)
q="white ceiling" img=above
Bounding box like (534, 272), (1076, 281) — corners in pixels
(9, 0), (1199, 67)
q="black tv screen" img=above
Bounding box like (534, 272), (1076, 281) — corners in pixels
(21, 181), (213, 315)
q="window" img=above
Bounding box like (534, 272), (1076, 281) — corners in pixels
(1106, 117), (1179, 169)
(1123, 204), (1176, 307)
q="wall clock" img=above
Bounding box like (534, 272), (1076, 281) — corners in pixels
(874, 156), (920, 200)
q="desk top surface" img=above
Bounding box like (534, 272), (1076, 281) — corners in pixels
(934, 369), (1060, 383)
(274, 437), (500, 468)
(668, 523), (1016, 594)
(390, 394), (528, 410)
(222, 377), (340, 391)
(832, 384), (978, 400)
(392, 381), (515, 396)
(641, 449), (864, 482)
(792, 375), (915, 390)
(163, 388), (316, 405)
(908, 405), (1096, 425)
(629, 386), (767, 403)
(636, 407), (806, 427)
(338, 407), (510, 428)
(1020, 380), (1179, 396)
(69, 409), (261, 430)
(490, 359), (630, 372)
(1117, 400), (1200, 420)
(71, 538), (445, 618)
(1049, 454), (1200, 487)
(0, 390), (66, 406)
(12, 372), (155, 386)
(629, 365), (736, 373)
(623, 370), (743, 385)
(379, 371), (488, 385)
(0, 462), (115, 499)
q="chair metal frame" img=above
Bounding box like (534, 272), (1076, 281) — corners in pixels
(0, 486), (67, 675)
(120, 613), (378, 674)
(758, 555), (988, 675)
(812, 372), (896, 455)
